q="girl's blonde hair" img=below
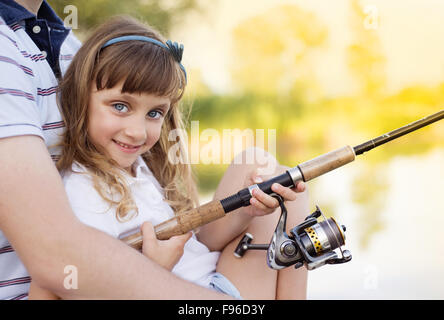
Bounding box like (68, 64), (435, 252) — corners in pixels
(57, 15), (199, 221)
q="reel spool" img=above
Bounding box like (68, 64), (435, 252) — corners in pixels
(234, 195), (352, 270)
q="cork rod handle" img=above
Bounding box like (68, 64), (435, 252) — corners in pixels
(298, 145), (356, 181)
(120, 199), (226, 251)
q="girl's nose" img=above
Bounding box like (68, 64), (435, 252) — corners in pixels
(124, 118), (147, 143)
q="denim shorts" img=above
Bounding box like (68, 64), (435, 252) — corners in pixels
(208, 272), (243, 300)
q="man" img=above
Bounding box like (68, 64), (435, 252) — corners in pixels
(0, 0), (228, 300)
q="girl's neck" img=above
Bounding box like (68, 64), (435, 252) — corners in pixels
(124, 164), (137, 178)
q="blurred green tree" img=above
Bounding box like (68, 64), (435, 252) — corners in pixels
(48, 0), (200, 36)
(231, 4), (327, 98)
(344, 0), (443, 160)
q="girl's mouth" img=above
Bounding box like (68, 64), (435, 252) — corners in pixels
(112, 139), (143, 153)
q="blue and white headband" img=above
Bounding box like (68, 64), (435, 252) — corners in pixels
(101, 35), (187, 84)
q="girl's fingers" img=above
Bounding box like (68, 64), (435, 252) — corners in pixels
(250, 196), (272, 213)
(295, 181), (306, 193)
(251, 188), (279, 208)
(141, 221), (157, 242)
(170, 232), (192, 245)
(271, 183), (297, 201)
(252, 182), (304, 209)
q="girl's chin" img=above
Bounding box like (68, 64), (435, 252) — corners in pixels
(111, 156), (139, 171)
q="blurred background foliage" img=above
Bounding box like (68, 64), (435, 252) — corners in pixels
(50, 0), (443, 250)
(49, 0), (201, 37)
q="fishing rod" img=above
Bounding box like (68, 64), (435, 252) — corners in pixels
(121, 109), (443, 270)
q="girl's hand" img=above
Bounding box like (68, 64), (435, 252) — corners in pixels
(141, 221), (192, 271)
(243, 168), (306, 217)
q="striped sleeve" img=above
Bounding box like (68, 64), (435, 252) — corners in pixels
(0, 24), (42, 140)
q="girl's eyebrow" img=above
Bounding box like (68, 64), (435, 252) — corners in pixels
(117, 93), (136, 104)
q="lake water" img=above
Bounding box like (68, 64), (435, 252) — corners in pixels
(307, 149), (444, 299)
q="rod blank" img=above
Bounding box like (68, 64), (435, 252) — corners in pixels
(354, 109), (444, 156)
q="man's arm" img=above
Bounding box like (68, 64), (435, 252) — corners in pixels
(0, 135), (229, 299)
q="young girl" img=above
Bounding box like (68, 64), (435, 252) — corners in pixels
(29, 15), (308, 299)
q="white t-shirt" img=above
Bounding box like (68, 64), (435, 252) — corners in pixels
(62, 157), (220, 288)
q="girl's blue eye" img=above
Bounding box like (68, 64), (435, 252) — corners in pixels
(112, 103), (129, 113)
(148, 110), (163, 119)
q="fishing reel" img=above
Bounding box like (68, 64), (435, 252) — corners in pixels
(234, 194), (352, 270)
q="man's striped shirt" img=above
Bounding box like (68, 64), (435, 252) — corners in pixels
(0, 1), (81, 300)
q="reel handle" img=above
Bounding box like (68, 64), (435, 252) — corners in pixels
(233, 233), (268, 258)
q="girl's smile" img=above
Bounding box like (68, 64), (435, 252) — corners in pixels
(87, 83), (171, 174)
(112, 139), (144, 153)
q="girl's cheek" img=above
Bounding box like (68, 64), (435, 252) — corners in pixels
(151, 131), (161, 144)
(153, 123), (163, 138)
